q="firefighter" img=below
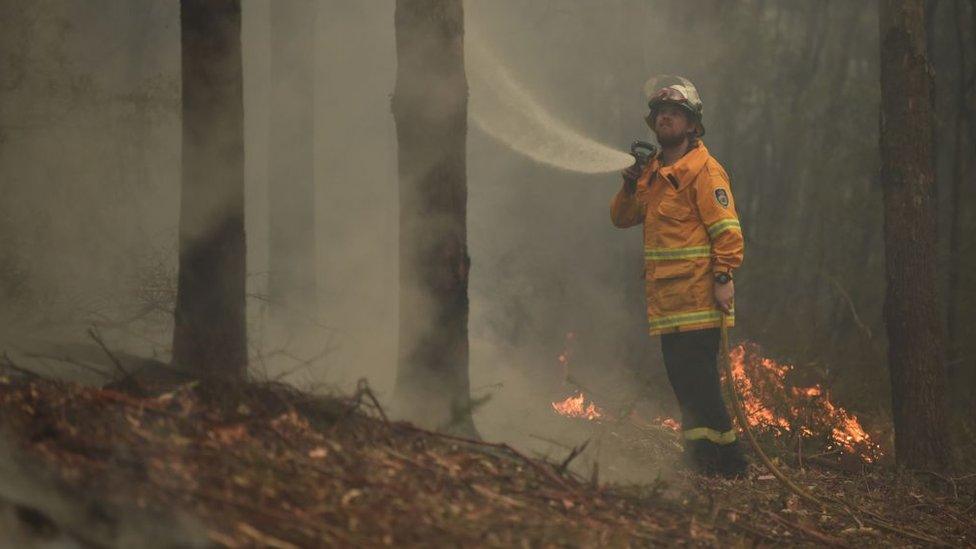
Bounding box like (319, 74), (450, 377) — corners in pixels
(610, 77), (747, 477)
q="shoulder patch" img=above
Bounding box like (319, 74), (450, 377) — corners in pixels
(714, 188), (730, 208)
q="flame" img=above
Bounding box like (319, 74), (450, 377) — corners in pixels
(727, 342), (883, 462)
(548, 333), (882, 462)
(551, 332), (605, 421)
(654, 416), (680, 432)
(551, 392), (604, 420)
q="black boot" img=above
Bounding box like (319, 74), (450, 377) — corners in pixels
(685, 439), (721, 475)
(685, 439), (748, 478)
(716, 441), (748, 478)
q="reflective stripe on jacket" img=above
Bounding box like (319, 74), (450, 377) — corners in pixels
(610, 142), (743, 335)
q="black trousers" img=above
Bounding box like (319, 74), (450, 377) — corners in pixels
(660, 328), (734, 440)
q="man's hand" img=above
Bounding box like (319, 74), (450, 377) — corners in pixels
(621, 163), (642, 194)
(714, 279), (734, 314)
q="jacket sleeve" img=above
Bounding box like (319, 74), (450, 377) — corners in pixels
(695, 163), (743, 274)
(610, 184), (645, 228)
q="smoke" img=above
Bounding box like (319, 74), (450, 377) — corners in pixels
(467, 31), (634, 174)
(0, 0), (723, 484)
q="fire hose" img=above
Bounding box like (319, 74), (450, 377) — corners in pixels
(719, 313), (823, 507)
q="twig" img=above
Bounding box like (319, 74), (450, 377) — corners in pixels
(728, 519), (778, 544)
(529, 433), (574, 450)
(270, 345), (335, 382)
(805, 448), (843, 460)
(24, 352), (113, 379)
(87, 326), (129, 379)
(917, 469), (959, 500)
(0, 352), (42, 380)
(860, 515), (949, 547)
(96, 388), (187, 423)
(762, 510), (847, 547)
(355, 379), (389, 425)
(394, 423), (579, 492)
(557, 439), (590, 474)
(824, 273), (873, 341)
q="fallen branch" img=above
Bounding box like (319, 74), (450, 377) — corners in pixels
(86, 327), (129, 379)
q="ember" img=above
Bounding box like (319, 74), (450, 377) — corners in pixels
(556, 331), (576, 380)
(654, 416), (680, 432)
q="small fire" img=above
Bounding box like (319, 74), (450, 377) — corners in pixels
(551, 392), (604, 420)
(728, 343), (883, 462)
(654, 416), (680, 432)
(549, 333), (883, 463)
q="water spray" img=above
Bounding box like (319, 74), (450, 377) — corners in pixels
(467, 34), (639, 175)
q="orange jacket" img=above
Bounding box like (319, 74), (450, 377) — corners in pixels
(610, 142), (743, 335)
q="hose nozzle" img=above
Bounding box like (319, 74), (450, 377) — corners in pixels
(630, 140), (657, 168)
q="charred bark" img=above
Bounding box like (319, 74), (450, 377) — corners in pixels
(878, 0), (951, 472)
(172, 0), (247, 380)
(391, 0), (475, 436)
(268, 0), (317, 326)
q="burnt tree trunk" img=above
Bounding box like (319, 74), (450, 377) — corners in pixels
(879, 0), (951, 471)
(268, 0), (317, 326)
(172, 0), (247, 380)
(392, 0), (475, 436)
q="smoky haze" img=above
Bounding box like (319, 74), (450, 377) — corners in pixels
(3, 0), (948, 481)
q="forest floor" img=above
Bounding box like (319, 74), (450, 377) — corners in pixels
(0, 373), (972, 547)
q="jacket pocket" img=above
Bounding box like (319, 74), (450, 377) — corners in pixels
(651, 260), (696, 280)
(657, 199), (693, 221)
(649, 260), (699, 311)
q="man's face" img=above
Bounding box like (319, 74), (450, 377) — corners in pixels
(651, 103), (695, 147)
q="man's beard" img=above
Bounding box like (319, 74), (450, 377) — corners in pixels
(655, 128), (689, 148)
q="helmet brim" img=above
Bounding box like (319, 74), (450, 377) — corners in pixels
(646, 101), (705, 137)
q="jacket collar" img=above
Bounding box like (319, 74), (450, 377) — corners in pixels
(649, 142), (710, 191)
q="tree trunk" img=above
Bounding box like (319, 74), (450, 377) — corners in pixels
(878, 0), (951, 472)
(172, 0), (247, 381)
(268, 0), (317, 326)
(946, 0), (969, 382)
(392, 0), (475, 436)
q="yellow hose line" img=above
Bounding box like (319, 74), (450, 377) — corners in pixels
(720, 313), (824, 507)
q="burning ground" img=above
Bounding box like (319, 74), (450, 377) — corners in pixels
(551, 341), (885, 466)
(0, 367), (972, 547)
